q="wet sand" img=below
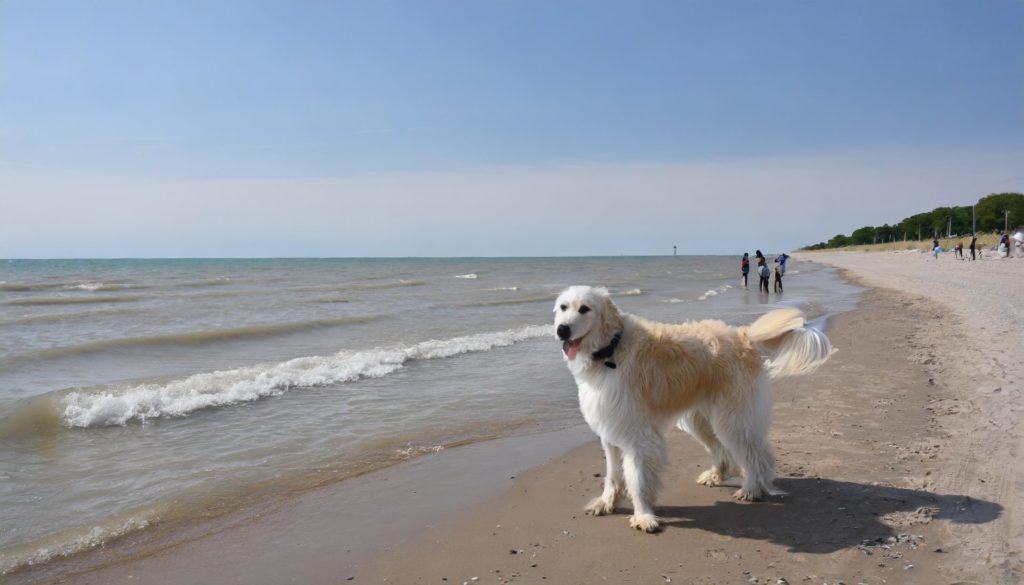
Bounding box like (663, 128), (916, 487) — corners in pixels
(40, 252), (1022, 584)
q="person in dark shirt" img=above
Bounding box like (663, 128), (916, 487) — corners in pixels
(740, 253), (750, 288)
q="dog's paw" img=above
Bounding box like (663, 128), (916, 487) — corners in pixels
(584, 496), (615, 516)
(628, 513), (662, 533)
(732, 487), (764, 502)
(696, 468), (724, 486)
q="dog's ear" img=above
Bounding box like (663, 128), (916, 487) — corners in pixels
(595, 289), (623, 342)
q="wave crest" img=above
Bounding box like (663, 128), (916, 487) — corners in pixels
(61, 324), (550, 428)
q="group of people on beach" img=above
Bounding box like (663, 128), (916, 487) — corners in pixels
(741, 250), (788, 293)
(934, 233), (1022, 260)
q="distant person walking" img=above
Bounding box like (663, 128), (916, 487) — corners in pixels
(969, 236), (977, 261)
(740, 253), (749, 288)
(954, 241), (964, 260)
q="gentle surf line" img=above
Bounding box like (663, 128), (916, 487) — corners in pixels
(58, 323), (551, 428)
(4, 295), (145, 306)
(1, 316), (382, 367)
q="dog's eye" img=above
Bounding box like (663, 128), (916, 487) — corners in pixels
(560, 304), (567, 311)
(579, 306), (591, 314)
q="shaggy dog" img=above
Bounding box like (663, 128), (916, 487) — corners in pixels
(554, 286), (834, 532)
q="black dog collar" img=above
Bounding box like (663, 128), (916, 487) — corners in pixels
(591, 332), (622, 369)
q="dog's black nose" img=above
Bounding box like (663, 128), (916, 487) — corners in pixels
(557, 324), (572, 340)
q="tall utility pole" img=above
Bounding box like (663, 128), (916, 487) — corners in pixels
(948, 217), (952, 238)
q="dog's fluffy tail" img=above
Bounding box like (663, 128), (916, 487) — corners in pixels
(746, 308), (835, 379)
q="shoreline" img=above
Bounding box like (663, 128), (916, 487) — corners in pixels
(27, 253), (1023, 584)
(22, 426), (596, 585)
(347, 283), (1000, 584)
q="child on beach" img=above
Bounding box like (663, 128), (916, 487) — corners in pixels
(740, 253), (749, 288)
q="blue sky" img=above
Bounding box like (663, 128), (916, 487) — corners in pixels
(2, 0), (1022, 257)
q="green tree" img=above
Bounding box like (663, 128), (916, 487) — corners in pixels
(975, 193), (1024, 232)
(827, 234), (850, 248)
(850, 226), (877, 245)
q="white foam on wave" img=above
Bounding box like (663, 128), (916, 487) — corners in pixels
(455, 273), (478, 279)
(0, 513), (153, 576)
(483, 286), (519, 291)
(697, 284), (732, 301)
(62, 324), (551, 428)
(65, 282), (127, 292)
(611, 288), (642, 296)
(662, 298), (689, 304)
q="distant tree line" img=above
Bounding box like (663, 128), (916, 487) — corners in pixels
(801, 192), (1024, 250)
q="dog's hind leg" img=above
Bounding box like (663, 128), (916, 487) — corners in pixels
(710, 376), (777, 502)
(585, 439), (624, 516)
(677, 409), (736, 487)
(621, 432), (666, 532)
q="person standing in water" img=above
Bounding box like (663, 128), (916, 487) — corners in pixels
(755, 250), (769, 293)
(774, 253), (789, 292)
(740, 253), (750, 288)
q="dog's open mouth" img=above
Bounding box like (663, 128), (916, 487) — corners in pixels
(562, 339), (582, 360)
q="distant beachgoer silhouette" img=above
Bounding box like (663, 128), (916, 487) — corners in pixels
(755, 251), (769, 293)
(758, 263), (770, 293)
(773, 257), (784, 292)
(740, 253), (749, 288)
(969, 236), (977, 261)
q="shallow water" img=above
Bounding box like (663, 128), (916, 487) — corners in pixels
(0, 256), (860, 576)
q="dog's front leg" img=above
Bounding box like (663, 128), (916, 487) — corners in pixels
(622, 435), (665, 533)
(585, 439), (623, 516)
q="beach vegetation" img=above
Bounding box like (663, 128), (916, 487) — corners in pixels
(802, 192), (1024, 250)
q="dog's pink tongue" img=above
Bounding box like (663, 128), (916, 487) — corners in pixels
(563, 340), (579, 360)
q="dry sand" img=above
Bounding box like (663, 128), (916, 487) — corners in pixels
(37, 252), (1022, 585)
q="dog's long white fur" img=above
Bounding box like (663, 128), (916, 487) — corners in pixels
(747, 308), (836, 379)
(554, 286), (834, 533)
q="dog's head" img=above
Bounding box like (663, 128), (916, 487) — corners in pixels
(553, 286), (622, 362)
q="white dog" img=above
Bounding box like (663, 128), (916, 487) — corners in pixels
(554, 286), (833, 532)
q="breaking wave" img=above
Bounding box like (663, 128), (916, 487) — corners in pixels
(60, 324), (550, 427)
(698, 285), (733, 301)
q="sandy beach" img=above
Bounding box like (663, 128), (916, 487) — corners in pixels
(36, 252), (1022, 585)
